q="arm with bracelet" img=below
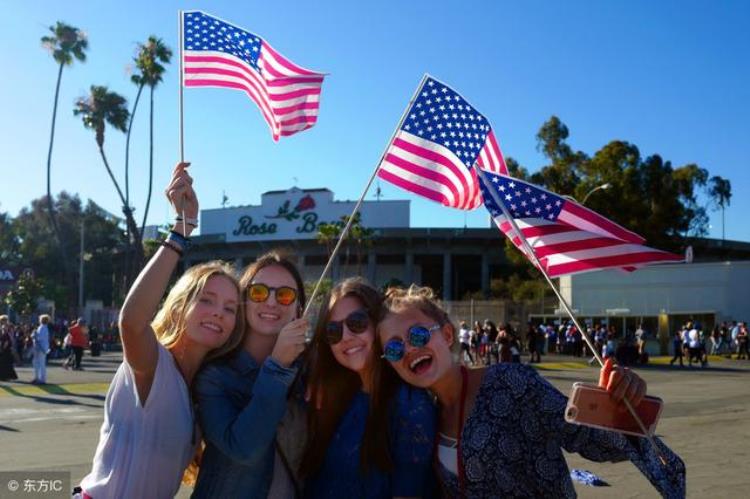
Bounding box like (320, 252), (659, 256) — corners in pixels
(120, 161), (198, 404)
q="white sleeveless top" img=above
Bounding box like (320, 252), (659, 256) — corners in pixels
(80, 343), (196, 499)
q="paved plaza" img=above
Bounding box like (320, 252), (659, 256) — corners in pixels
(1, 352), (748, 498)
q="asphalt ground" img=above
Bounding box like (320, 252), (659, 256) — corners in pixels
(0, 352), (748, 498)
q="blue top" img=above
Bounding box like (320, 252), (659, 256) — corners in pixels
(304, 384), (437, 499)
(192, 349), (300, 499)
(436, 364), (686, 498)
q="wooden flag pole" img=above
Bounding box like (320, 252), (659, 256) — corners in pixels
(474, 166), (667, 465)
(303, 74), (430, 316)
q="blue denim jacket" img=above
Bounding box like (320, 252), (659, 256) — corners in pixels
(191, 349), (299, 499)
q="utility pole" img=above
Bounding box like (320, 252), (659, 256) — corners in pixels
(79, 221), (85, 311)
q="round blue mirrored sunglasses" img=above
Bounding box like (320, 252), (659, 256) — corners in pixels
(382, 324), (441, 362)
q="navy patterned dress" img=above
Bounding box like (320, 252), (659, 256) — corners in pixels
(436, 364), (685, 498)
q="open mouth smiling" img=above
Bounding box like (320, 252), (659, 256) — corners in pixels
(407, 353), (433, 375)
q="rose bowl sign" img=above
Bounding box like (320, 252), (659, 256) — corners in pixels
(201, 188), (409, 242)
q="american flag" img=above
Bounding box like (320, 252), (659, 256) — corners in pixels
(377, 76), (507, 210)
(478, 169), (684, 277)
(181, 11), (325, 141)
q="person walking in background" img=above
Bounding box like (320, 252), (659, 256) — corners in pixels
(68, 318), (89, 370)
(670, 330), (684, 367)
(31, 315), (51, 384)
(458, 321), (474, 365)
(735, 323), (748, 360)
(0, 315), (18, 381)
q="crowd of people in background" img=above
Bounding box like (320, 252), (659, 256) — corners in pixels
(0, 313), (121, 383)
(455, 317), (750, 369)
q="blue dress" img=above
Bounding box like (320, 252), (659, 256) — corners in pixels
(304, 384), (437, 499)
(436, 364), (686, 498)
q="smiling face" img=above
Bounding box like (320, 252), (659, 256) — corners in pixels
(183, 275), (239, 350)
(378, 307), (455, 389)
(245, 264), (299, 336)
(328, 296), (374, 375)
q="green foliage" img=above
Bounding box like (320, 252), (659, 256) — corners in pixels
(74, 85), (129, 147)
(490, 275), (552, 302)
(8, 194), (128, 311)
(41, 22), (88, 66)
(131, 36), (172, 88)
(4, 271), (45, 316)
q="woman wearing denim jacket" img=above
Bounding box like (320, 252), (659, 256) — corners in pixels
(301, 278), (436, 499)
(191, 251), (309, 499)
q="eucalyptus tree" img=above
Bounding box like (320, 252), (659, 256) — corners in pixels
(709, 176), (732, 240)
(41, 21), (88, 275)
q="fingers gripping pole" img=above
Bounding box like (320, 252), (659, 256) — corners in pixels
(474, 166), (666, 465)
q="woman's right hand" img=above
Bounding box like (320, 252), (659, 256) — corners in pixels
(165, 162), (198, 234)
(270, 318), (309, 367)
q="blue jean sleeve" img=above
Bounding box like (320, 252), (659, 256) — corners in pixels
(195, 358), (298, 466)
(391, 386), (437, 497)
(533, 367), (686, 498)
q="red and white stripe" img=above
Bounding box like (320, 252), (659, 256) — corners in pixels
(183, 42), (324, 141)
(493, 215), (683, 277)
(377, 130), (508, 211)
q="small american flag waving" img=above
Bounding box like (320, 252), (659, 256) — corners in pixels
(478, 169), (684, 277)
(377, 76), (506, 210)
(181, 11), (325, 141)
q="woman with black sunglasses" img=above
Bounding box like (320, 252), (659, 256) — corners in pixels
(378, 285), (685, 499)
(190, 250), (309, 499)
(301, 277), (436, 499)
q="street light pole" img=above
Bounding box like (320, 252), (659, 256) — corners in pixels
(581, 182), (611, 205)
(79, 220), (85, 311)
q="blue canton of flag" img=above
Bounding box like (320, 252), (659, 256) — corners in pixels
(402, 77), (491, 168)
(479, 174), (564, 221)
(184, 12), (262, 70)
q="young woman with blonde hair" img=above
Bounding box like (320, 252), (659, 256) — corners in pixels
(78, 163), (245, 499)
(301, 278), (436, 499)
(378, 285), (685, 498)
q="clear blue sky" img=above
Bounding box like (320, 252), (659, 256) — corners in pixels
(2, 0), (748, 242)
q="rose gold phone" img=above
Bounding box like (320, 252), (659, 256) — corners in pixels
(565, 382), (663, 437)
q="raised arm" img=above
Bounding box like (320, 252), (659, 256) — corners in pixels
(119, 162), (197, 402)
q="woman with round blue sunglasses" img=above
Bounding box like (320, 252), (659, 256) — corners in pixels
(301, 278), (436, 499)
(378, 285), (685, 498)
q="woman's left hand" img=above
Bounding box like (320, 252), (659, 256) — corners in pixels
(598, 357), (646, 408)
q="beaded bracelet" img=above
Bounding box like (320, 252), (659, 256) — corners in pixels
(161, 240), (184, 257)
(168, 230), (192, 251)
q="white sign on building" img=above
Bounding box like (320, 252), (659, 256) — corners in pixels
(201, 187), (410, 242)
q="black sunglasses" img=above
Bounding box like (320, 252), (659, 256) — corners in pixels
(325, 310), (370, 345)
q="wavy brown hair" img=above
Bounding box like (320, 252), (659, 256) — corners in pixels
(300, 277), (399, 477)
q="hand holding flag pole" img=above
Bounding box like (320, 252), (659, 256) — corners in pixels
(474, 166), (668, 465)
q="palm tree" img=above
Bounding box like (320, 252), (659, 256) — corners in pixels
(74, 86), (143, 283)
(708, 176), (732, 240)
(41, 22), (88, 278)
(129, 37), (172, 247)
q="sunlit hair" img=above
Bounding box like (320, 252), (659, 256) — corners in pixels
(0, 315), (8, 324)
(238, 249), (307, 321)
(381, 284), (454, 330)
(151, 261), (244, 363)
(300, 277), (399, 477)
(39, 314), (50, 325)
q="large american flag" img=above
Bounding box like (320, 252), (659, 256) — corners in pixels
(181, 11), (325, 141)
(478, 169), (684, 277)
(377, 76), (507, 210)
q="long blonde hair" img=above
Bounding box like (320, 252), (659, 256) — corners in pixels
(151, 261), (245, 363)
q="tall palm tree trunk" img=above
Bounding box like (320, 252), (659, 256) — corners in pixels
(46, 63), (69, 272)
(139, 86), (155, 247)
(124, 83), (145, 237)
(97, 145), (143, 287)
